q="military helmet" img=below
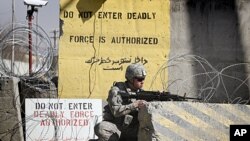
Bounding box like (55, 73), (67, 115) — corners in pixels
(125, 63), (146, 81)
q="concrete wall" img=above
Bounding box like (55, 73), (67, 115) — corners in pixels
(169, 0), (250, 104)
(0, 77), (24, 141)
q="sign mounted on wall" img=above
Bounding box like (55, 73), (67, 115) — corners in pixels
(25, 98), (102, 140)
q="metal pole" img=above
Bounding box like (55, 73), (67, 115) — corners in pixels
(11, 0), (15, 73)
(27, 6), (35, 75)
(53, 30), (56, 49)
(28, 15), (32, 75)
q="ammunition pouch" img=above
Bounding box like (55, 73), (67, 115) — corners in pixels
(123, 115), (133, 127)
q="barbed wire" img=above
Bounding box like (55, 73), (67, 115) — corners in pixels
(150, 54), (250, 104)
(0, 22), (54, 79)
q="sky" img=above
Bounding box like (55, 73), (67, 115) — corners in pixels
(0, 0), (59, 39)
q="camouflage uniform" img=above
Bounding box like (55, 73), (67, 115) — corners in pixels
(94, 63), (146, 141)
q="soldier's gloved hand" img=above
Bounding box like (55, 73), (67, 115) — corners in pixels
(133, 100), (147, 109)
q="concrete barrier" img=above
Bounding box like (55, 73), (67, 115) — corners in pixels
(138, 101), (250, 141)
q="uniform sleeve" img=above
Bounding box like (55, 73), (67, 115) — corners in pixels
(107, 86), (137, 117)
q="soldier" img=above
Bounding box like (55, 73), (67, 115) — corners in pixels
(94, 63), (147, 141)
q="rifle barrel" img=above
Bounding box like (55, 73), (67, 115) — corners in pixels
(118, 90), (201, 101)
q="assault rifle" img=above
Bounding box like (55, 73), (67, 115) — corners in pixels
(118, 90), (201, 101)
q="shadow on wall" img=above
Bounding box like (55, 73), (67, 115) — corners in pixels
(59, 0), (106, 36)
(186, 0), (249, 103)
(59, 0), (75, 37)
(76, 0), (107, 23)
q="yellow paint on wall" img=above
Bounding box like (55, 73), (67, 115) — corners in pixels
(59, 0), (170, 99)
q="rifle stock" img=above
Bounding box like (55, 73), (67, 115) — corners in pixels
(118, 90), (201, 101)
